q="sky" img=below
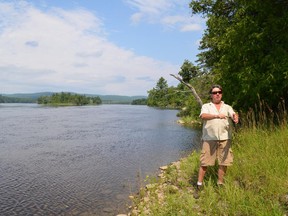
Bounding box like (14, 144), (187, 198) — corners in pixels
(0, 0), (206, 96)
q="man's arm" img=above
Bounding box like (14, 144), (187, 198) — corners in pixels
(200, 113), (227, 120)
(232, 113), (239, 124)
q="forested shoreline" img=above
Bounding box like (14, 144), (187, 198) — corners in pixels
(145, 0), (288, 125)
(0, 93), (147, 105)
(37, 92), (102, 106)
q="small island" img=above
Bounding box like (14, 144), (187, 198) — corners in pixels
(37, 92), (102, 106)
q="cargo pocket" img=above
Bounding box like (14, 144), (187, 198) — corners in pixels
(227, 149), (233, 165)
(200, 150), (206, 165)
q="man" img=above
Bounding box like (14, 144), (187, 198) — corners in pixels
(194, 84), (238, 199)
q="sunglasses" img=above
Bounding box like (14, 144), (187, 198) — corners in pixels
(211, 91), (222, 95)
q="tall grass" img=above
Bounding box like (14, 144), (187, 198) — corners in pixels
(239, 98), (287, 129)
(129, 101), (288, 215)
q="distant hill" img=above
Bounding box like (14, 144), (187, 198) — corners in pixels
(1, 92), (147, 104)
(0, 94), (36, 103)
(88, 94), (147, 104)
(3, 92), (53, 99)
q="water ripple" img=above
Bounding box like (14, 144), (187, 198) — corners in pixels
(0, 104), (200, 215)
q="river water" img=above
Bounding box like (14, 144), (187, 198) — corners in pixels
(0, 104), (200, 216)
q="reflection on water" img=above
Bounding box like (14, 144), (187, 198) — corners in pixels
(0, 104), (200, 215)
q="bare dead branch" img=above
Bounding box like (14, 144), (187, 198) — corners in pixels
(170, 74), (203, 107)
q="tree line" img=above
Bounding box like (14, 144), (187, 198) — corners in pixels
(147, 0), (288, 121)
(131, 98), (147, 105)
(146, 61), (212, 119)
(37, 92), (102, 106)
(0, 95), (35, 103)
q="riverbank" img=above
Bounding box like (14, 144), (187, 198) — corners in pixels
(124, 125), (288, 215)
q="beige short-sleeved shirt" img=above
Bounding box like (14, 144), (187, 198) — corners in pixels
(200, 101), (235, 140)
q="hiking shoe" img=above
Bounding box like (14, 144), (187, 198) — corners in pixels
(216, 183), (225, 192)
(193, 184), (203, 199)
(217, 182), (224, 188)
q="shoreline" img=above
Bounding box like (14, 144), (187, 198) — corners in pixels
(117, 151), (199, 216)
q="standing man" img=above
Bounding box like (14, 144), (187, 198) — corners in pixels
(194, 84), (238, 198)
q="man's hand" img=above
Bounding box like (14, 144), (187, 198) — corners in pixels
(233, 113), (239, 124)
(218, 113), (226, 119)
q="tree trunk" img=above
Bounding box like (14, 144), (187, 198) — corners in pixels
(170, 74), (203, 107)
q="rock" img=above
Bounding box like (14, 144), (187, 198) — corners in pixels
(144, 197), (150, 202)
(177, 119), (185, 124)
(171, 161), (181, 169)
(159, 165), (168, 170)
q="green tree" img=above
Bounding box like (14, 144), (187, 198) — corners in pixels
(178, 59), (200, 83)
(37, 92), (101, 106)
(171, 60), (205, 108)
(156, 77), (168, 90)
(131, 98), (147, 105)
(190, 0), (288, 112)
(147, 77), (169, 107)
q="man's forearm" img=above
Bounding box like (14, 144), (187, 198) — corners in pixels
(201, 113), (226, 120)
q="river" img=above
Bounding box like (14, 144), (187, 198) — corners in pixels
(0, 104), (200, 215)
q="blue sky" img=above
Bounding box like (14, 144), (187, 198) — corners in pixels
(0, 0), (206, 96)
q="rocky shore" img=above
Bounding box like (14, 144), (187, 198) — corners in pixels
(116, 152), (199, 216)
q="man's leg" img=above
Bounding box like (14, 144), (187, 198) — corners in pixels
(197, 166), (207, 185)
(217, 140), (233, 185)
(217, 165), (227, 184)
(193, 166), (207, 199)
(198, 140), (216, 185)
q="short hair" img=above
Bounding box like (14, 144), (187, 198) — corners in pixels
(209, 84), (222, 94)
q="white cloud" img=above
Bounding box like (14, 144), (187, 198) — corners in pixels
(125, 0), (205, 32)
(126, 0), (172, 16)
(180, 23), (202, 32)
(126, 0), (177, 24)
(161, 15), (203, 32)
(0, 2), (179, 95)
(161, 15), (187, 26)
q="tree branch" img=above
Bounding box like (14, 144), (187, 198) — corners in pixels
(170, 74), (203, 107)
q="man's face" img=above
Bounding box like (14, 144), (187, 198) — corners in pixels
(211, 87), (222, 104)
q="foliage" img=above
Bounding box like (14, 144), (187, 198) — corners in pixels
(178, 59), (200, 83)
(37, 92), (102, 106)
(149, 0), (288, 121)
(190, 0), (288, 112)
(2, 93), (147, 104)
(176, 70), (214, 119)
(131, 98), (147, 105)
(147, 61), (213, 119)
(147, 77), (186, 108)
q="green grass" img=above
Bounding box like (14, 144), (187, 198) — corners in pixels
(129, 125), (288, 216)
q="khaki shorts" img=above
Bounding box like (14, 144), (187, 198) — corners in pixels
(200, 140), (233, 166)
